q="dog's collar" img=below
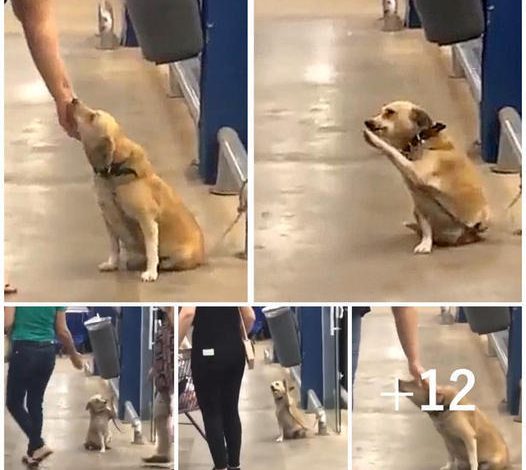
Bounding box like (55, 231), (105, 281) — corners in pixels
(94, 161), (138, 179)
(402, 122), (447, 155)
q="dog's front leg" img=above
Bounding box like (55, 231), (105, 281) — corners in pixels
(99, 432), (106, 453)
(463, 437), (478, 470)
(138, 217), (159, 282)
(413, 210), (433, 254)
(276, 426), (284, 442)
(98, 218), (120, 271)
(363, 129), (423, 187)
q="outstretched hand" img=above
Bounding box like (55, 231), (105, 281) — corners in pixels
(56, 98), (79, 139)
(70, 352), (84, 370)
(409, 360), (425, 385)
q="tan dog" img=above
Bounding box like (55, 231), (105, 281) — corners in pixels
(71, 99), (205, 282)
(399, 379), (510, 470)
(363, 101), (490, 254)
(270, 380), (315, 442)
(85, 394), (116, 452)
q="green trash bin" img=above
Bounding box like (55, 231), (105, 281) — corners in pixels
(125, 0), (203, 64)
(263, 307), (301, 368)
(414, 0), (485, 45)
(84, 315), (120, 379)
(463, 307), (510, 334)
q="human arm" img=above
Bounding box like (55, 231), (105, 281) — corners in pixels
(239, 306), (256, 333)
(179, 307), (196, 346)
(55, 310), (83, 369)
(11, 0), (78, 138)
(391, 307), (424, 382)
(4, 307), (15, 335)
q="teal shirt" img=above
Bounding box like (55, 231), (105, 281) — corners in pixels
(11, 307), (66, 342)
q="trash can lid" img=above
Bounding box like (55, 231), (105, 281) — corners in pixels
(262, 306), (289, 318)
(84, 315), (112, 330)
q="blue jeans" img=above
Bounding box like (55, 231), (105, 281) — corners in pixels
(6, 341), (56, 455)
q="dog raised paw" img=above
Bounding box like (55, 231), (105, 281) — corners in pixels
(98, 259), (119, 272)
(141, 270), (158, 282)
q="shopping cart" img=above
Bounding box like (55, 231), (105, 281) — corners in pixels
(178, 348), (206, 440)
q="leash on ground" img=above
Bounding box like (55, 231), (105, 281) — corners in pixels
(209, 180), (247, 256)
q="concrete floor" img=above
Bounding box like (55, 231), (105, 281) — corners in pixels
(5, 358), (161, 469)
(179, 341), (348, 470)
(254, 0), (521, 302)
(4, 0), (246, 301)
(352, 308), (522, 469)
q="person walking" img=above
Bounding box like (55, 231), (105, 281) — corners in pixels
(179, 306), (255, 470)
(143, 307), (175, 465)
(4, 306), (84, 465)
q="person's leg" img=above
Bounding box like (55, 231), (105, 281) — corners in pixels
(192, 361), (228, 469)
(155, 392), (172, 458)
(6, 344), (33, 446)
(142, 391), (173, 463)
(221, 357), (245, 469)
(26, 346), (56, 456)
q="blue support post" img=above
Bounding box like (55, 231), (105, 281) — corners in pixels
(118, 307), (143, 420)
(297, 307), (324, 409)
(121, 8), (139, 47)
(507, 307), (521, 415)
(405, 0), (422, 28)
(198, 0), (247, 184)
(480, 0), (522, 162)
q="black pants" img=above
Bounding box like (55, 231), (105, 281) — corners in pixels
(6, 341), (56, 455)
(192, 350), (245, 469)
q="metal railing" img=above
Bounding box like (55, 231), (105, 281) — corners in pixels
(451, 39), (482, 102)
(169, 59), (201, 124)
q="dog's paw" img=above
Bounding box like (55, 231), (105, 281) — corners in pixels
(98, 259), (119, 272)
(440, 463), (455, 470)
(413, 241), (432, 254)
(363, 128), (382, 149)
(141, 270), (158, 282)
(275, 436), (284, 443)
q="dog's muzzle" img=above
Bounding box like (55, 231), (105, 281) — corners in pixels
(364, 119), (377, 131)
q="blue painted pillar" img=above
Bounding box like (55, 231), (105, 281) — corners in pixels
(118, 307), (143, 420)
(507, 307), (521, 415)
(198, 0), (248, 184)
(480, 0), (522, 162)
(297, 307), (324, 409)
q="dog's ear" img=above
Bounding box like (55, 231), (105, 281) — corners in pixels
(410, 107), (433, 130)
(86, 402), (92, 411)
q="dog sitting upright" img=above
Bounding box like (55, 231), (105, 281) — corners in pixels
(85, 394), (115, 452)
(399, 379), (510, 470)
(71, 99), (205, 282)
(363, 101), (490, 254)
(270, 380), (315, 442)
